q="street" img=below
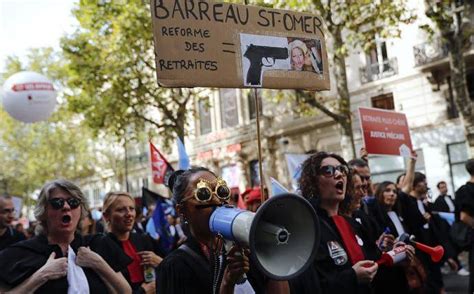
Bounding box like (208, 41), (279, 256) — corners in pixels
(445, 271), (469, 294)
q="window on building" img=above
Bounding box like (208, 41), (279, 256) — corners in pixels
(368, 149), (425, 185)
(248, 91), (262, 120)
(93, 188), (101, 204)
(221, 165), (241, 188)
(249, 160), (260, 187)
(467, 70), (474, 101)
(448, 142), (470, 191)
(220, 89), (239, 128)
(142, 177), (149, 188)
(367, 40), (389, 75)
(369, 156), (406, 184)
(414, 149), (425, 173)
(371, 93), (394, 110)
(198, 97), (212, 135)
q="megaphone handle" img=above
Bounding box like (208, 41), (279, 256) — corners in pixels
(223, 240), (248, 285)
(234, 249), (248, 285)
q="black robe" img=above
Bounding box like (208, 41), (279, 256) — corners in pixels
(156, 237), (266, 294)
(397, 191), (443, 294)
(291, 197), (380, 294)
(455, 181), (474, 293)
(107, 232), (163, 294)
(433, 194), (455, 213)
(372, 207), (411, 294)
(0, 233), (131, 293)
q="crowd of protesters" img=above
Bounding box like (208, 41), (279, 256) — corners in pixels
(0, 149), (473, 293)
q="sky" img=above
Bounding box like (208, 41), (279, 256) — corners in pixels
(0, 0), (77, 72)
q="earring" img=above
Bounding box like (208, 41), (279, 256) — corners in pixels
(181, 214), (188, 225)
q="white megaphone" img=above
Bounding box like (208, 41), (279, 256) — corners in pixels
(209, 193), (320, 280)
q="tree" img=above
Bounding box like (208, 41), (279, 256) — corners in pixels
(61, 0), (203, 146)
(423, 1), (474, 155)
(269, 0), (415, 158)
(0, 49), (99, 197)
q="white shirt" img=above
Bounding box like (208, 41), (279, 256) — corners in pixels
(387, 211), (405, 237)
(444, 196), (455, 212)
(417, 200), (429, 229)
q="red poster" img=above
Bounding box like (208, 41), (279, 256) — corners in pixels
(149, 142), (174, 185)
(358, 107), (413, 157)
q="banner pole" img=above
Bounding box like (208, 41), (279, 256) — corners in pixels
(254, 88), (266, 203)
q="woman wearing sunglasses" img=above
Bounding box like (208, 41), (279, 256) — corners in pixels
(0, 179), (132, 294)
(102, 191), (162, 294)
(291, 152), (379, 294)
(157, 167), (289, 294)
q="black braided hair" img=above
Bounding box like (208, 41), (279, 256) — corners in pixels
(168, 167), (216, 204)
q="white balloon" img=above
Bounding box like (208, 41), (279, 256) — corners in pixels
(2, 71), (57, 123)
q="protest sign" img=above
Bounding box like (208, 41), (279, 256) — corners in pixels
(150, 0), (329, 90)
(358, 107), (413, 157)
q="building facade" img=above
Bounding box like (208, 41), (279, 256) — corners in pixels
(80, 0), (474, 206)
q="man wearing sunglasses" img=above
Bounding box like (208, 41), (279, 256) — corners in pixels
(0, 195), (25, 251)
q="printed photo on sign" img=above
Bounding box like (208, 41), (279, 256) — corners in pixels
(240, 33), (290, 87)
(287, 37), (323, 74)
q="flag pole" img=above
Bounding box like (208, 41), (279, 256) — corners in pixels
(254, 88), (266, 203)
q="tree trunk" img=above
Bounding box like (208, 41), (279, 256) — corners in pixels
(449, 7), (474, 155)
(332, 30), (357, 159)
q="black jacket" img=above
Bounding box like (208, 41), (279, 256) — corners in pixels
(308, 198), (380, 294)
(0, 233), (131, 293)
(433, 194), (455, 213)
(107, 232), (160, 294)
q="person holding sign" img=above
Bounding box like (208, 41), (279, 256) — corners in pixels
(292, 152), (379, 294)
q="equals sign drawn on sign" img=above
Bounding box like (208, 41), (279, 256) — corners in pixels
(222, 42), (235, 54)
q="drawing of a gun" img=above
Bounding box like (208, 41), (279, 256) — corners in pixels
(243, 44), (288, 86)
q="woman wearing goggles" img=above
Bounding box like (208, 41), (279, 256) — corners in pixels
(157, 167), (288, 294)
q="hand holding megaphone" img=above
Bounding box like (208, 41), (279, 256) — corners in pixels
(222, 245), (250, 287)
(209, 193), (320, 280)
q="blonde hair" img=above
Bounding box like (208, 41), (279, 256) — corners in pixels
(288, 39), (309, 56)
(102, 191), (135, 231)
(103, 191), (135, 214)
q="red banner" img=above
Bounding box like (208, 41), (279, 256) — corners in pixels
(358, 107), (413, 157)
(150, 142), (174, 185)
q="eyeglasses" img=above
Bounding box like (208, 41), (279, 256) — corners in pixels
(48, 198), (82, 210)
(360, 175), (371, 182)
(181, 178), (230, 203)
(1, 208), (15, 215)
(354, 184), (368, 191)
(318, 165), (349, 177)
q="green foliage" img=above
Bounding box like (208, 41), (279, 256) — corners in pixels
(252, 0), (416, 157)
(0, 49), (99, 196)
(61, 0), (201, 146)
(422, 0), (473, 46)
(270, 0), (416, 55)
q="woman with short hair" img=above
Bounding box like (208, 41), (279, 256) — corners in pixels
(0, 179), (132, 294)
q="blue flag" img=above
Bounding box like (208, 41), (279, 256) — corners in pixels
(146, 196), (174, 254)
(177, 137), (190, 170)
(270, 177), (289, 196)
